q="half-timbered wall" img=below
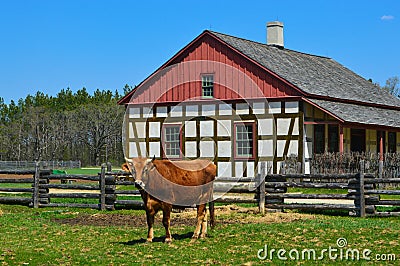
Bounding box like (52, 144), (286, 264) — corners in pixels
(125, 100), (303, 177)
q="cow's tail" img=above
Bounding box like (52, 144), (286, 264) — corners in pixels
(209, 201), (215, 228)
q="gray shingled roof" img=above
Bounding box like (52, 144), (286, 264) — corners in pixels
(211, 31), (400, 108)
(309, 99), (400, 128)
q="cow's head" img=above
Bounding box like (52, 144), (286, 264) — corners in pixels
(123, 157), (156, 190)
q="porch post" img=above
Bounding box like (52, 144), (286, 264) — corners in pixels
(379, 131), (384, 161)
(379, 131), (384, 178)
(339, 124), (344, 153)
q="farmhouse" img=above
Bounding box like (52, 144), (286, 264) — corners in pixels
(118, 22), (400, 175)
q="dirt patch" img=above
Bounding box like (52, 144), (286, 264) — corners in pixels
(52, 205), (315, 227)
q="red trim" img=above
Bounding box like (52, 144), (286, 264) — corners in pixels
(233, 121), (256, 160)
(304, 121), (340, 125)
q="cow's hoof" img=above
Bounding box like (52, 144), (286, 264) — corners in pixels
(165, 238), (172, 244)
(146, 238), (153, 243)
(199, 234), (207, 239)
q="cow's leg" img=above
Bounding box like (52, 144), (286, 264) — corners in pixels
(145, 209), (155, 242)
(162, 204), (173, 243)
(192, 204), (206, 240)
(200, 209), (208, 238)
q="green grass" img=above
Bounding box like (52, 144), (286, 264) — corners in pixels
(0, 204), (399, 265)
(287, 187), (348, 194)
(64, 168), (101, 175)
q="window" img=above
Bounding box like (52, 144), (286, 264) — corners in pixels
(202, 75), (214, 98)
(235, 123), (255, 158)
(388, 132), (397, 153)
(328, 125), (339, 153)
(162, 125), (181, 158)
(350, 129), (366, 152)
(314, 124), (325, 154)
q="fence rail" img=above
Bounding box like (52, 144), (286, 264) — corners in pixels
(0, 161), (399, 217)
(0, 161), (81, 170)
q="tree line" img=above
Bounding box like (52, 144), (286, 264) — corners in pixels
(0, 86), (133, 166)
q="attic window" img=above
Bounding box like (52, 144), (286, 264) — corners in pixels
(202, 75), (214, 98)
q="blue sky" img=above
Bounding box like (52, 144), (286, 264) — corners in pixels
(0, 0), (399, 104)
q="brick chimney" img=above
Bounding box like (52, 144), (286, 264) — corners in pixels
(267, 21), (284, 48)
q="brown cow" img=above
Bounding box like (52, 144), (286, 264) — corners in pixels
(122, 157), (215, 243)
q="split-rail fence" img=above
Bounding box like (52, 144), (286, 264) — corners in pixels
(0, 162), (399, 217)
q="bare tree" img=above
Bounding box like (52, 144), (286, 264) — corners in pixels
(383, 76), (400, 98)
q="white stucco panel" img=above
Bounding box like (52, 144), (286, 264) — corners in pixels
(129, 142), (138, 158)
(200, 141), (215, 157)
(185, 141), (197, 157)
(288, 140), (298, 156)
(139, 142), (147, 157)
(277, 140), (286, 157)
(258, 118), (273, 136)
(200, 120), (214, 137)
(235, 162), (244, 178)
(258, 140), (274, 157)
(149, 122), (160, 138)
(149, 142), (160, 157)
(247, 161), (255, 178)
(277, 118), (291, 135)
(185, 121), (197, 137)
(218, 162), (231, 177)
(135, 122), (146, 138)
(218, 141), (231, 157)
(292, 117), (299, 135)
(217, 120), (231, 136)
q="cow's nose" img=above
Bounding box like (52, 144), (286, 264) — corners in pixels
(135, 180), (145, 189)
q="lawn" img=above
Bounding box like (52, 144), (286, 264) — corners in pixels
(0, 204), (398, 265)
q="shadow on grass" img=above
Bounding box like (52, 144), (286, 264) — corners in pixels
(120, 232), (194, 245)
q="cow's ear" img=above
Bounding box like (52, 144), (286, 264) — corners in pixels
(152, 155), (156, 162)
(121, 163), (129, 172)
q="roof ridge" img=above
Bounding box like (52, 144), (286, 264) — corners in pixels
(207, 30), (332, 60)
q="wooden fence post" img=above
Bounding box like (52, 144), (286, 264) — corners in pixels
(107, 162), (112, 172)
(32, 162), (40, 208)
(100, 164), (106, 211)
(358, 160), (366, 217)
(257, 162), (266, 215)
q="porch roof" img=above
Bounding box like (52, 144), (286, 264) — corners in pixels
(308, 98), (400, 129)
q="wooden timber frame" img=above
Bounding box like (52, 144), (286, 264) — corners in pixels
(124, 99), (304, 178)
(1, 161), (400, 217)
